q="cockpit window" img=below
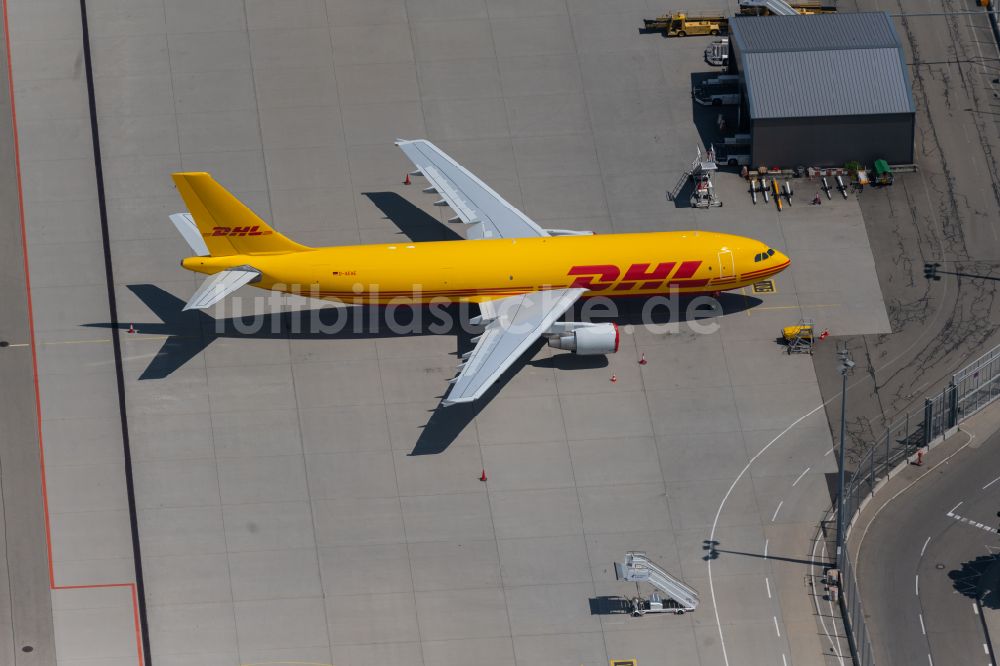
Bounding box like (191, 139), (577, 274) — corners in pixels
(754, 253), (761, 262)
(767, 248), (775, 256)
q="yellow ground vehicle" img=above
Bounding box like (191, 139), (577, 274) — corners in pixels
(788, 1), (837, 14)
(643, 12), (728, 37)
(782, 320), (815, 354)
(738, 1), (837, 15)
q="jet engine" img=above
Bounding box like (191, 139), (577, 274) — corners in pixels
(546, 322), (619, 355)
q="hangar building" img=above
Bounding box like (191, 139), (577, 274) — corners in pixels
(728, 12), (916, 167)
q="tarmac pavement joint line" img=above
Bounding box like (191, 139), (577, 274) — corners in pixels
(1, 0), (147, 664)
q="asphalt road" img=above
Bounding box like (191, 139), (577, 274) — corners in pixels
(856, 420), (1000, 666)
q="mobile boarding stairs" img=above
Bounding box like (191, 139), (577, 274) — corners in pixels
(614, 551), (700, 615)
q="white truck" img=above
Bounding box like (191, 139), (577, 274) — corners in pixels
(705, 37), (729, 66)
(693, 90), (740, 106)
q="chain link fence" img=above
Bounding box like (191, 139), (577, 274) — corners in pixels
(840, 551), (875, 666)
(837, 341), (1000, 665)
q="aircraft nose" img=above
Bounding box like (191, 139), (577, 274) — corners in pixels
(774, 250), (791, 270)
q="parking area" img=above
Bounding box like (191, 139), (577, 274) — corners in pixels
(5, 1), (890, 665)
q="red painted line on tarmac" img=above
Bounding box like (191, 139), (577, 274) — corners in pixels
(1, 1), (145, 664)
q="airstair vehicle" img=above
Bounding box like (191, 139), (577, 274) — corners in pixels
(614, 551), (700, 615)
(667, 146), (722, 207)
(740, 0), (799, 15)
(689, 146), (722, 208)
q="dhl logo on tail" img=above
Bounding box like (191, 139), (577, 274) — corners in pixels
(209, 226), (273, 237)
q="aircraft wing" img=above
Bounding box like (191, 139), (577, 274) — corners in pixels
(445, 287), (586, 406)
(396, 139), (550, 240)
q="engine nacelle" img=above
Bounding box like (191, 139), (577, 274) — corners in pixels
(546, 322), (619, 355)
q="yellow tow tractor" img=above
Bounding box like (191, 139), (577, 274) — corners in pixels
(643, 12), (728, 37)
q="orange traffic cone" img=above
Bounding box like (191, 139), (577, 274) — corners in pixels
(480, 468), (488, 482)
(610, 374), (617, 383)
(638, 353), (647, 365)
(127, 323), (137, 334)
(403, 173), (411, 185)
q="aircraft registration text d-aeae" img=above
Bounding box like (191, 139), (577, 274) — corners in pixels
(168, 139), (789, 405)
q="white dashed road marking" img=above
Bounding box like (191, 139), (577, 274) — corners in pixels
(772, 501), (783, 522)
(945, 511), (998, 534)
(792, 467), (810, 487)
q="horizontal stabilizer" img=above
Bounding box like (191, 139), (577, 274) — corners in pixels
(169, 213), (210, 256)
(184, 266), (261, 311)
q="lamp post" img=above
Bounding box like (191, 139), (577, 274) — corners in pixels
(836, 343), (855, 569)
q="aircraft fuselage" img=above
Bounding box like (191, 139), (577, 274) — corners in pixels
(181, 230), (790, 304)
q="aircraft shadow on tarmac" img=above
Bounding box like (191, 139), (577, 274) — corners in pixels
(949, 554), (1000, 609)
(363, 191), (464, 242)
(85, 286), (761, 455)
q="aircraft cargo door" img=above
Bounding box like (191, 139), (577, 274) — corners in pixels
(718, 249), (734, 280)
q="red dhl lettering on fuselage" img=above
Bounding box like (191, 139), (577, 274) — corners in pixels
(567, 261), (707, 291)
(208, 226), (273, 237)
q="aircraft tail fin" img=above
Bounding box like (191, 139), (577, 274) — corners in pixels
(171, 172), (311, 257)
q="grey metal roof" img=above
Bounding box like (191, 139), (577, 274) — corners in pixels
(730, 12), (902, 53)
(743, 48), (915, 119)
(731, 12), (915, 119)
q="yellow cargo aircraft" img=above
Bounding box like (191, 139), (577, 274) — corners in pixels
(170, 139), (789, 405)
